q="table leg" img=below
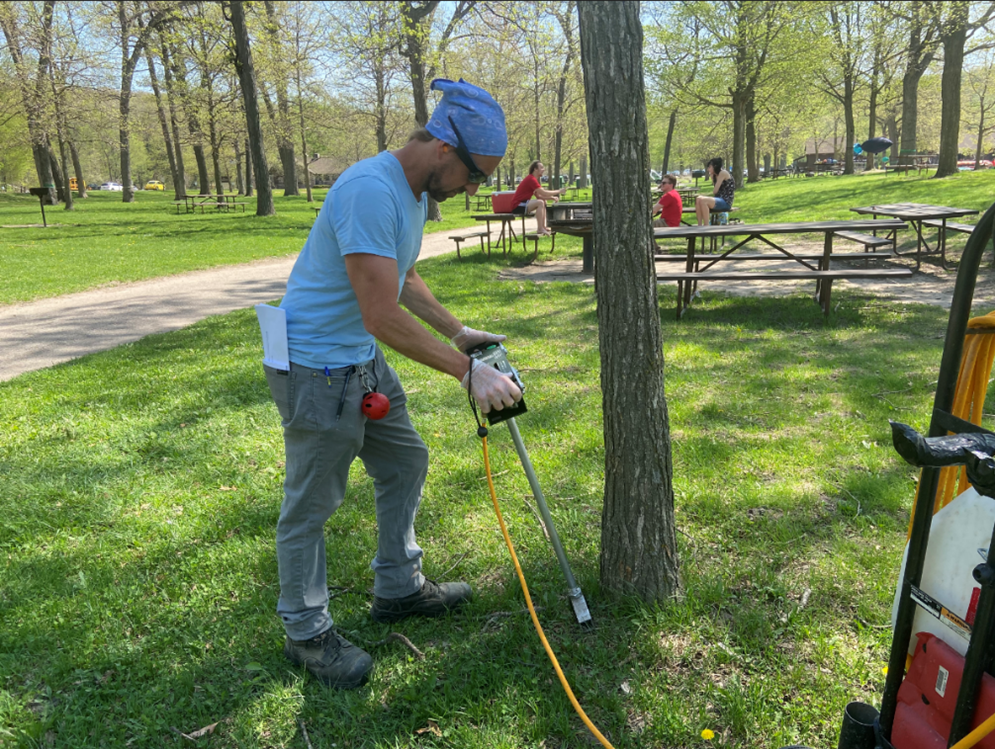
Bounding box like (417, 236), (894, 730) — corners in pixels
(485, 220), (493, 253)
(582, 234), (594, 274)
(940, 218), (949, 269)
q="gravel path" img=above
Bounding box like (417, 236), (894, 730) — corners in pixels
(0, 217), (539, 381)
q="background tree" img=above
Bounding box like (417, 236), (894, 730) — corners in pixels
(399, 0), (475, 221)
(258, 0), (298, 195)
(895, 1), (943, 156)
(934, 1), (995, 178)
(964, 45), (995, 169)
(226, 0), (273, 215)
(579, 0), (680, 603)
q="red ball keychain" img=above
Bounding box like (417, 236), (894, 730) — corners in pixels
(361, 391), (390, 420)
(356, 363), (390, 420)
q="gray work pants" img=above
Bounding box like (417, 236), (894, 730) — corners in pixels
(264, 346), (428, 640)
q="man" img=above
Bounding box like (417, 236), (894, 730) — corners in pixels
(508, 160), (566, 235)
(652, 174), (682, 228)
(264, 79), (522, 689)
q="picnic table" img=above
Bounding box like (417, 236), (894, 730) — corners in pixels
(173, 194), (247, 214)
(471, 213), (520, 254)
(548, 201), (594, 273)
(675, 186), (699, 207)
(652, 219), (910, 319)
(849, 203), (980, 270)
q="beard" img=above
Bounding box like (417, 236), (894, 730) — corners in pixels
(425, 168), (462, 203)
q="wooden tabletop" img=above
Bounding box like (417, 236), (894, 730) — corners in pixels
(850, 203), (979, 220)
(653, 218), (906, 238)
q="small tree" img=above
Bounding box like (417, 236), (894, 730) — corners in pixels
(227, 0), (273, 216)
(579, 0), (680, 602)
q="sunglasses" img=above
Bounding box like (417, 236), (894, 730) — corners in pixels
(447, 116), (489, 184)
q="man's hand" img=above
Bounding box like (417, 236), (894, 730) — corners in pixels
(450, 325), (506, 354)
(461, 358), (522, 413)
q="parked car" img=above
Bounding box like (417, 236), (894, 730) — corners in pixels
(144, 180), (165, 191)
(99, 182), (123, 191)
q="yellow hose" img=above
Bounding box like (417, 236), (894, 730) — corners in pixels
(481, 435), (616, 749)
(950, 711), (995, 749)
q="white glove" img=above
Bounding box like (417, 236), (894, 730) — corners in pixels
(450, 325), (506, 354)
(461, 358), (522, 413)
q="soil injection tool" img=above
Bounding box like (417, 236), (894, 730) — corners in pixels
(466, 342), (591, 626)
(831, 202), (995, 749)
(465, 342), (616, 749)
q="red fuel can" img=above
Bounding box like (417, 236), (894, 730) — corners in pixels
(892, 632), (995, 749)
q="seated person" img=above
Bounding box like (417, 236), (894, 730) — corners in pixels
(509, 161), (565, 235)
(694, 157), (735, 226)
(652, 174), (682, 228)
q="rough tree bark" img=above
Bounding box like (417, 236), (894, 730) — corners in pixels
(229, 0), (273, 215)
(234, 137), (244, 194)
(662, 109), (677, 174)
(935, 1), (987, 178)
(746, 93), (759, 182)
(900, 4), (941, 156)
(69, 141), (87, 198)
(159, 32), (187, 198)
(244, 138), (253, 196)
(263, 0), (298, 195)
(578, 0), (680, 603)
(145, 45), (178, 191)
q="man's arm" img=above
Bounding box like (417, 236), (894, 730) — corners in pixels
(534, 187), (563, 200)
(344, 253), (468, 380)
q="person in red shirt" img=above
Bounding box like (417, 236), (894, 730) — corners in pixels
(508, 161), (565, 235)
(652, 174), (682, 228)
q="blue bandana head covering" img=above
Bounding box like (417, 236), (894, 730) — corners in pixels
(426, 78), (507, 157)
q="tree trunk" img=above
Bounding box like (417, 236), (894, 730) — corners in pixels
(400, 1), (441, 222)
(579, 155), (587, 188)
(46, 141), (65, 203)
(230, 1), (274, 216)
(159, 34), (187, 199)
(169, 39), (210, 194)
(263, 0), (298, 196)
(843, 75), (855, 175)
(578, 0), (680, 603)
(298, 85), (312, 202)
(69, 141), (87, 197)
(662, 109), (677, 174)
(866, 47), (880, 171)
(55, 134), (72, 210)
(976, 101), (986, 171)
(732, 91), (746, 188)
(244, 138), (253, 196)
(887, 113), (900, 165)
(234, 137), (244, 194)
(900, 9), (939, 157)
(746, 93), (759, 183)
(935, 1), (969, 179)
(145, 46), (178, 192)
(208, 94), (224, 194)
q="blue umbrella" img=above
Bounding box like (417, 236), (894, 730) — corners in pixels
(853, 143), (863, 155)
(860, 137), (893, 154)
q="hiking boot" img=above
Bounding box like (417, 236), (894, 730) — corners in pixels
(370, 579), (473, 623)
(283, 628), (373, 689)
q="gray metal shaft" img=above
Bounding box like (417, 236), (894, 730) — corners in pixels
(505, 417), (580, 595)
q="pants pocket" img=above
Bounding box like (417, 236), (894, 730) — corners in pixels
(265, 366), (296, 425)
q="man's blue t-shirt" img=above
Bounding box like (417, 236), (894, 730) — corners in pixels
(281, 151), (428, 369)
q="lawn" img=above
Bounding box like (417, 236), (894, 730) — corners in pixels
(5, 169), (994, 306)
(3, 231), (994, 747)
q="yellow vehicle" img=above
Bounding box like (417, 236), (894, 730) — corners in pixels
(144, 180), (165, 191)
(69, 177), (86, 191)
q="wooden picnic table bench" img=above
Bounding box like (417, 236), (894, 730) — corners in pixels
(652, 219), (909, 319)
(450, 231), (489, 260)
(655, 268), (914, 318)
(653, 251), (895, 265)
(850, 203), (980, 269)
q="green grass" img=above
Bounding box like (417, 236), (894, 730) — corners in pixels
(0, 189), (493, 306)
(4, 241), (994, 748)
(733, 168), (995, 224)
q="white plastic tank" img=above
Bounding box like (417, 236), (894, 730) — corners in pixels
(891, 487), (995, 656)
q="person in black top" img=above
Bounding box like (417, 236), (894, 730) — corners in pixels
(694, 157), (735, 226)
